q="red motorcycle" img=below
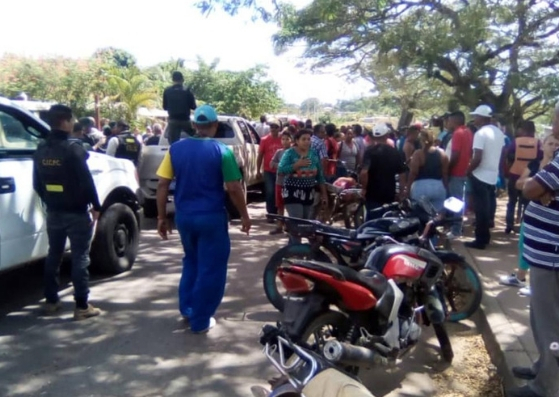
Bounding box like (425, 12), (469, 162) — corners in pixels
(275, 235), (454, 374)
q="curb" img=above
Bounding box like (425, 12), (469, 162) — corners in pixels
(454, 243), (533, 397)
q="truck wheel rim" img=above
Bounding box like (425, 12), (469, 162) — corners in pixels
(114, 225), (128, 256)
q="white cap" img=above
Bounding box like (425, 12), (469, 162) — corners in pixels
(372, 123), (390, 137)
(470, 104), (493, 118)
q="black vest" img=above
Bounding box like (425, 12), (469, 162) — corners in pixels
(115, 132), (141, 165)
(35, 138), (89, 213)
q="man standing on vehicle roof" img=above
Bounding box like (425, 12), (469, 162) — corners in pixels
(33, 104), (101, 321)
(156, 104), (251, 334)
(163, 71), (197, 145)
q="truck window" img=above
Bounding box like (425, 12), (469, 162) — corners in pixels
(246, 122), (261, 144)
(237, 120), (253, 144)
(215, 122), (235, 139)
(0, 111), (40, 152)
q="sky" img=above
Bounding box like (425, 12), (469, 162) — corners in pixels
(0, 0), (372, 105)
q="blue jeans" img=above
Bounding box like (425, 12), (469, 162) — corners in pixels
(410, 179), (447, 213)
(448, 176), (467, 235)
(175, 210), (231, 332)
(44, 212), (93, 307)
(470, 175), (496, 245)
(264, 171), (277, 215)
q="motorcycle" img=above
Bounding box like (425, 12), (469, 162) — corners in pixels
(251, 331), (376, 397)
(316, 160), (365, 229)
(264, 200), (482, 322)
(270, 234), (454, 376)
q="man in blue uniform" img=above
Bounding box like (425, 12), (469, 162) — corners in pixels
(156, 105), (251, 334)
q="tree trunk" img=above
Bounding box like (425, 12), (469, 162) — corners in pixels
(398, 108), (414, 129)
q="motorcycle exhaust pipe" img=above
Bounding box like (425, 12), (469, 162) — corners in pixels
(323, 340), (388, 369)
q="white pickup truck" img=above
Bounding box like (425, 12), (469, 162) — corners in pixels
(137, 115), (263, 218)
(0, 97), (141, 275)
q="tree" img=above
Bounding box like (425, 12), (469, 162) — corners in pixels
(204, 0), (559, 125)
(300, 97), (321, 118)
(0, 54), (107, 117)
(106, 67), (158, 124)
(187, 58), (283, 119)
(360, 54), (453, 126)
(93, 47), (137, 69)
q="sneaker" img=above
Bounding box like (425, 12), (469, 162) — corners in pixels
(191, 317), (216, 334)
(73, 304), (101, 321)
(519, 287), (532, 297)
(43, 301), (62, 315)
(499, 273), (526, 287)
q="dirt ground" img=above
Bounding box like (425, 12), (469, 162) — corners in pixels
(432, 322), (504, 397)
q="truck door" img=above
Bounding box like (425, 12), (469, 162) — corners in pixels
(0, 107), (48, 271)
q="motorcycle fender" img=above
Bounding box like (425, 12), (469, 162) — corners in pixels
(382, 280), (404, 350)
(282, 293), (328, 340)
(425, 288), (446, 325)
(433, 250), (465, 263)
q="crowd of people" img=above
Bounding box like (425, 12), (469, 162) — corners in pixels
(255, 105), (559, 397)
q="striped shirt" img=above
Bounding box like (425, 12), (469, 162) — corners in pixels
(523, 153), (559, 270)
(311, 135), (328, 159)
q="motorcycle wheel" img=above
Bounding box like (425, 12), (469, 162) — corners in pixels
(433, 323), (454, 363)
(300, 311), (357, 374)
(263, 244), (333, 312)
(443, 260), (483, 322)
(301, 311), (350, 350)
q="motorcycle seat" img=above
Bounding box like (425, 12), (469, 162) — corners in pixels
(283, 259), (388, 299)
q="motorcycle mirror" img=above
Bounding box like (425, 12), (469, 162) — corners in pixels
(444, 197), (464, 213)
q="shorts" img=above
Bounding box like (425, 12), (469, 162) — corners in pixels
(275, 185), (284, 210)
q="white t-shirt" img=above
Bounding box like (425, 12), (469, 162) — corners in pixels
(472, 124), (505, 185)
(255, 122), (270, 137)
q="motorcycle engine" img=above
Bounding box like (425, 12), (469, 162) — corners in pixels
(399, 317), (422, 346)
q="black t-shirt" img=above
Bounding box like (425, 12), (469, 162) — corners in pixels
(362, 143), (407, 204)
(162, 84), (196, 120)
(145, 135), (160, 146)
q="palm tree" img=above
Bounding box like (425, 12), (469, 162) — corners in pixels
(107, 67), (158, 123)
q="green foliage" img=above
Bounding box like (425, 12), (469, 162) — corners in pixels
(106, 66), (158, 123)
(93, 47), (137, 69)
(0, 54), (106, 117)
(207, 0), (559, 124)
(0, 52), (282, 123)
(185, 58), (282, 119)
(271, 0), (559, 124)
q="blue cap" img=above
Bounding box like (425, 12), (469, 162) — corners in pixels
(193, 105), (218, 124)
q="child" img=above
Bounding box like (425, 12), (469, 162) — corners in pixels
(269, 130), (293, 235)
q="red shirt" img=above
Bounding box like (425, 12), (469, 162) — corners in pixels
(259, 134), (283, 173)
(325, 137), (339, 176)
(449, 126), (473, 177)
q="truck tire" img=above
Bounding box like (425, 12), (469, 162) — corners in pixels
(143, 198), (158, 219)
(91, 203), (139, 274)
